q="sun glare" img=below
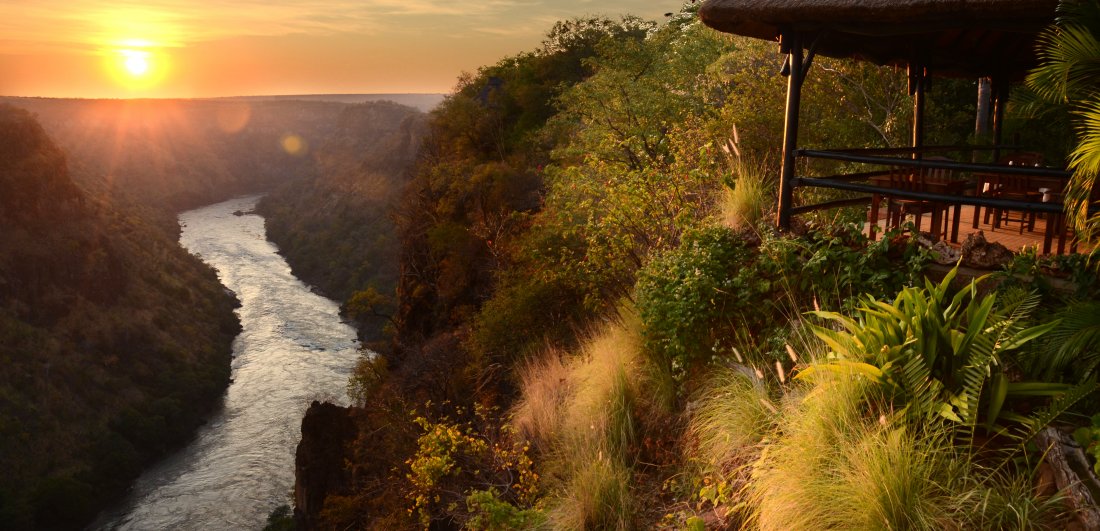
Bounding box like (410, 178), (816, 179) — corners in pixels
(122, 50), (150, 76)
(106, 43), (167, 92)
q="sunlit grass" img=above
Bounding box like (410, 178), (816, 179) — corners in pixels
(745, 370), (1065, 530)
(688, 366), (775, 474)
(512, 350), (572, 455)
(720, 159), (773, 231)
(512, 314), (649, 529)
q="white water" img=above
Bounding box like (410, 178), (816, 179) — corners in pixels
(94, 195), (362, 530)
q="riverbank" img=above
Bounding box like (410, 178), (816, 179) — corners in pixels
(93, 196), (362, 529)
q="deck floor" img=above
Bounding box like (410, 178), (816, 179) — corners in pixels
(865, 204), (1093, 255)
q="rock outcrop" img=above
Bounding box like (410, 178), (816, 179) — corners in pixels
(294, 401), (358, 529)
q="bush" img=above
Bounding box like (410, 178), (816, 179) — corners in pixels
(405, 406), (539, 528)
(636, 227), (774, 378)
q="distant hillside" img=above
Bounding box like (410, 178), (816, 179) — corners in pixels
(258, 100), (427, 342)
(214, 93), (445, 112)
(0, 104), (240, 530)
(1, 97), (354, 212)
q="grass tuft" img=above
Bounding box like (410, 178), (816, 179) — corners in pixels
(512, 314), (650, 530)
(688, 366), (774, 474)
(720, 159), (773, 231)
(512, 350), (572, 455)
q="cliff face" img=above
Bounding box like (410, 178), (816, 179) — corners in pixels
(0, 104), (240, 530)
(293, 401), (358, 528)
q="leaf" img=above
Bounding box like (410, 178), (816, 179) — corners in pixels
(985, 371), (1009, 430)
(795, 360), (885, 382)
(999, 320), (1061, 353)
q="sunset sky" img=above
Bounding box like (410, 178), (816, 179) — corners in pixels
(1, 1), (676, 99)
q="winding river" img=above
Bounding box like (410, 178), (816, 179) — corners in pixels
(94, 195), (362, 530)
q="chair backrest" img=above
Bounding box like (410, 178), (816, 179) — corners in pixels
(888, 167), (920, 192)
(921, 156), (954, 183)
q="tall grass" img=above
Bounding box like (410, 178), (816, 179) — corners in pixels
(512, 315), (651, 529)
(512, 350), (572, 455)
(747, 371), (1064, 530)
(688, 366), (774, 474)
(720, 158), (773, 231)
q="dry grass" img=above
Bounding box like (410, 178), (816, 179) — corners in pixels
(720, 159), (773, 231)
(512, 349), (572, 455)
(511, 314), (649, 529)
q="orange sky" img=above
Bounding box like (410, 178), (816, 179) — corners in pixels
(0, 1), (674, 98)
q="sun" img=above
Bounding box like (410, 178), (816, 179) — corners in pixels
(120, 49), (151, 77)
(105, 43), (167, 92)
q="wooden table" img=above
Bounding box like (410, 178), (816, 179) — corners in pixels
(867, 175), (967, 242)
(972, 172), (1070, 254)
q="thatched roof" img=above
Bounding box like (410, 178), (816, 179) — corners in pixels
(699, 0), (1059, 77)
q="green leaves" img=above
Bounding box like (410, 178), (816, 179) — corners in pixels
(1026, 0), (1100, 242)
(806, 269), (1076, 433)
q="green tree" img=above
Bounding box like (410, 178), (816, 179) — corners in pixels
(1027, 0), (1100, 242)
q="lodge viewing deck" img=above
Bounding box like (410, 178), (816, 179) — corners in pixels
(698, 0), (1099, 255)
(865, 203), (1095, 255)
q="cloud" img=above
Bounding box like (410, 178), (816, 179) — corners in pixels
(0, 0), (384, 53)
(0, 0), (669, 54)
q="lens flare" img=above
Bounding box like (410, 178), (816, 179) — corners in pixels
(280, 134), (306, 156)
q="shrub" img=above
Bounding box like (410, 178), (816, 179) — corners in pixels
(801, 270), (1096, 438)
(465, 489), (546, 530)
(405, 406), (539, 528)
(636, 227), (775, 378)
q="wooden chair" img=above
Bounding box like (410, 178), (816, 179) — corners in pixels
(987, 152), (1044, 232)
(885, 166), (951, 238)
(922, 156), (958, 239)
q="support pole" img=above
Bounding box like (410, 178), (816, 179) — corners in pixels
(777, 31), (803, 231)
(909, 63), (926, 158)
(975, 77), (991, 138)
(991, 76), (1008, 161)
(974, 77), (992, 162)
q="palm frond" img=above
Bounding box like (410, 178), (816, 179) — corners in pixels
(1044, 300), (1100, 381)
(1009, 382), (1100, 448)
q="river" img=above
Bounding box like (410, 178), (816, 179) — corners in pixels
(93, 195), (362, 530)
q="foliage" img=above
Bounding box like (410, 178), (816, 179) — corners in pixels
(748, 375), (1065, 530)
(636, 227), (772, 376)
(405, 405), (539, 528)
(636, 224), (928, 380)
(0, 105), (241, 529)
(1013, 298), (1100, 385)
(258, 102), (425, 342)
(1026, 0), (1100, 242)
(802, 270), (1096, 441)
(1072, 413), (1100, 474)
(391, 16), (654, 359)
(464, 489), (546, 530)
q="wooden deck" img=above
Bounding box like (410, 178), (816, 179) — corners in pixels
(866, 204), (1094, 255)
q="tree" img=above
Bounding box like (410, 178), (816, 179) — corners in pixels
(1027, 0), (1100, 242)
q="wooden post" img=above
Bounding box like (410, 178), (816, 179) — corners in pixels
(909, 63), (926, 157)
(973, 77), (992, 163)
(991, 76), (1008, 161)
(777, 31), (803, 231)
